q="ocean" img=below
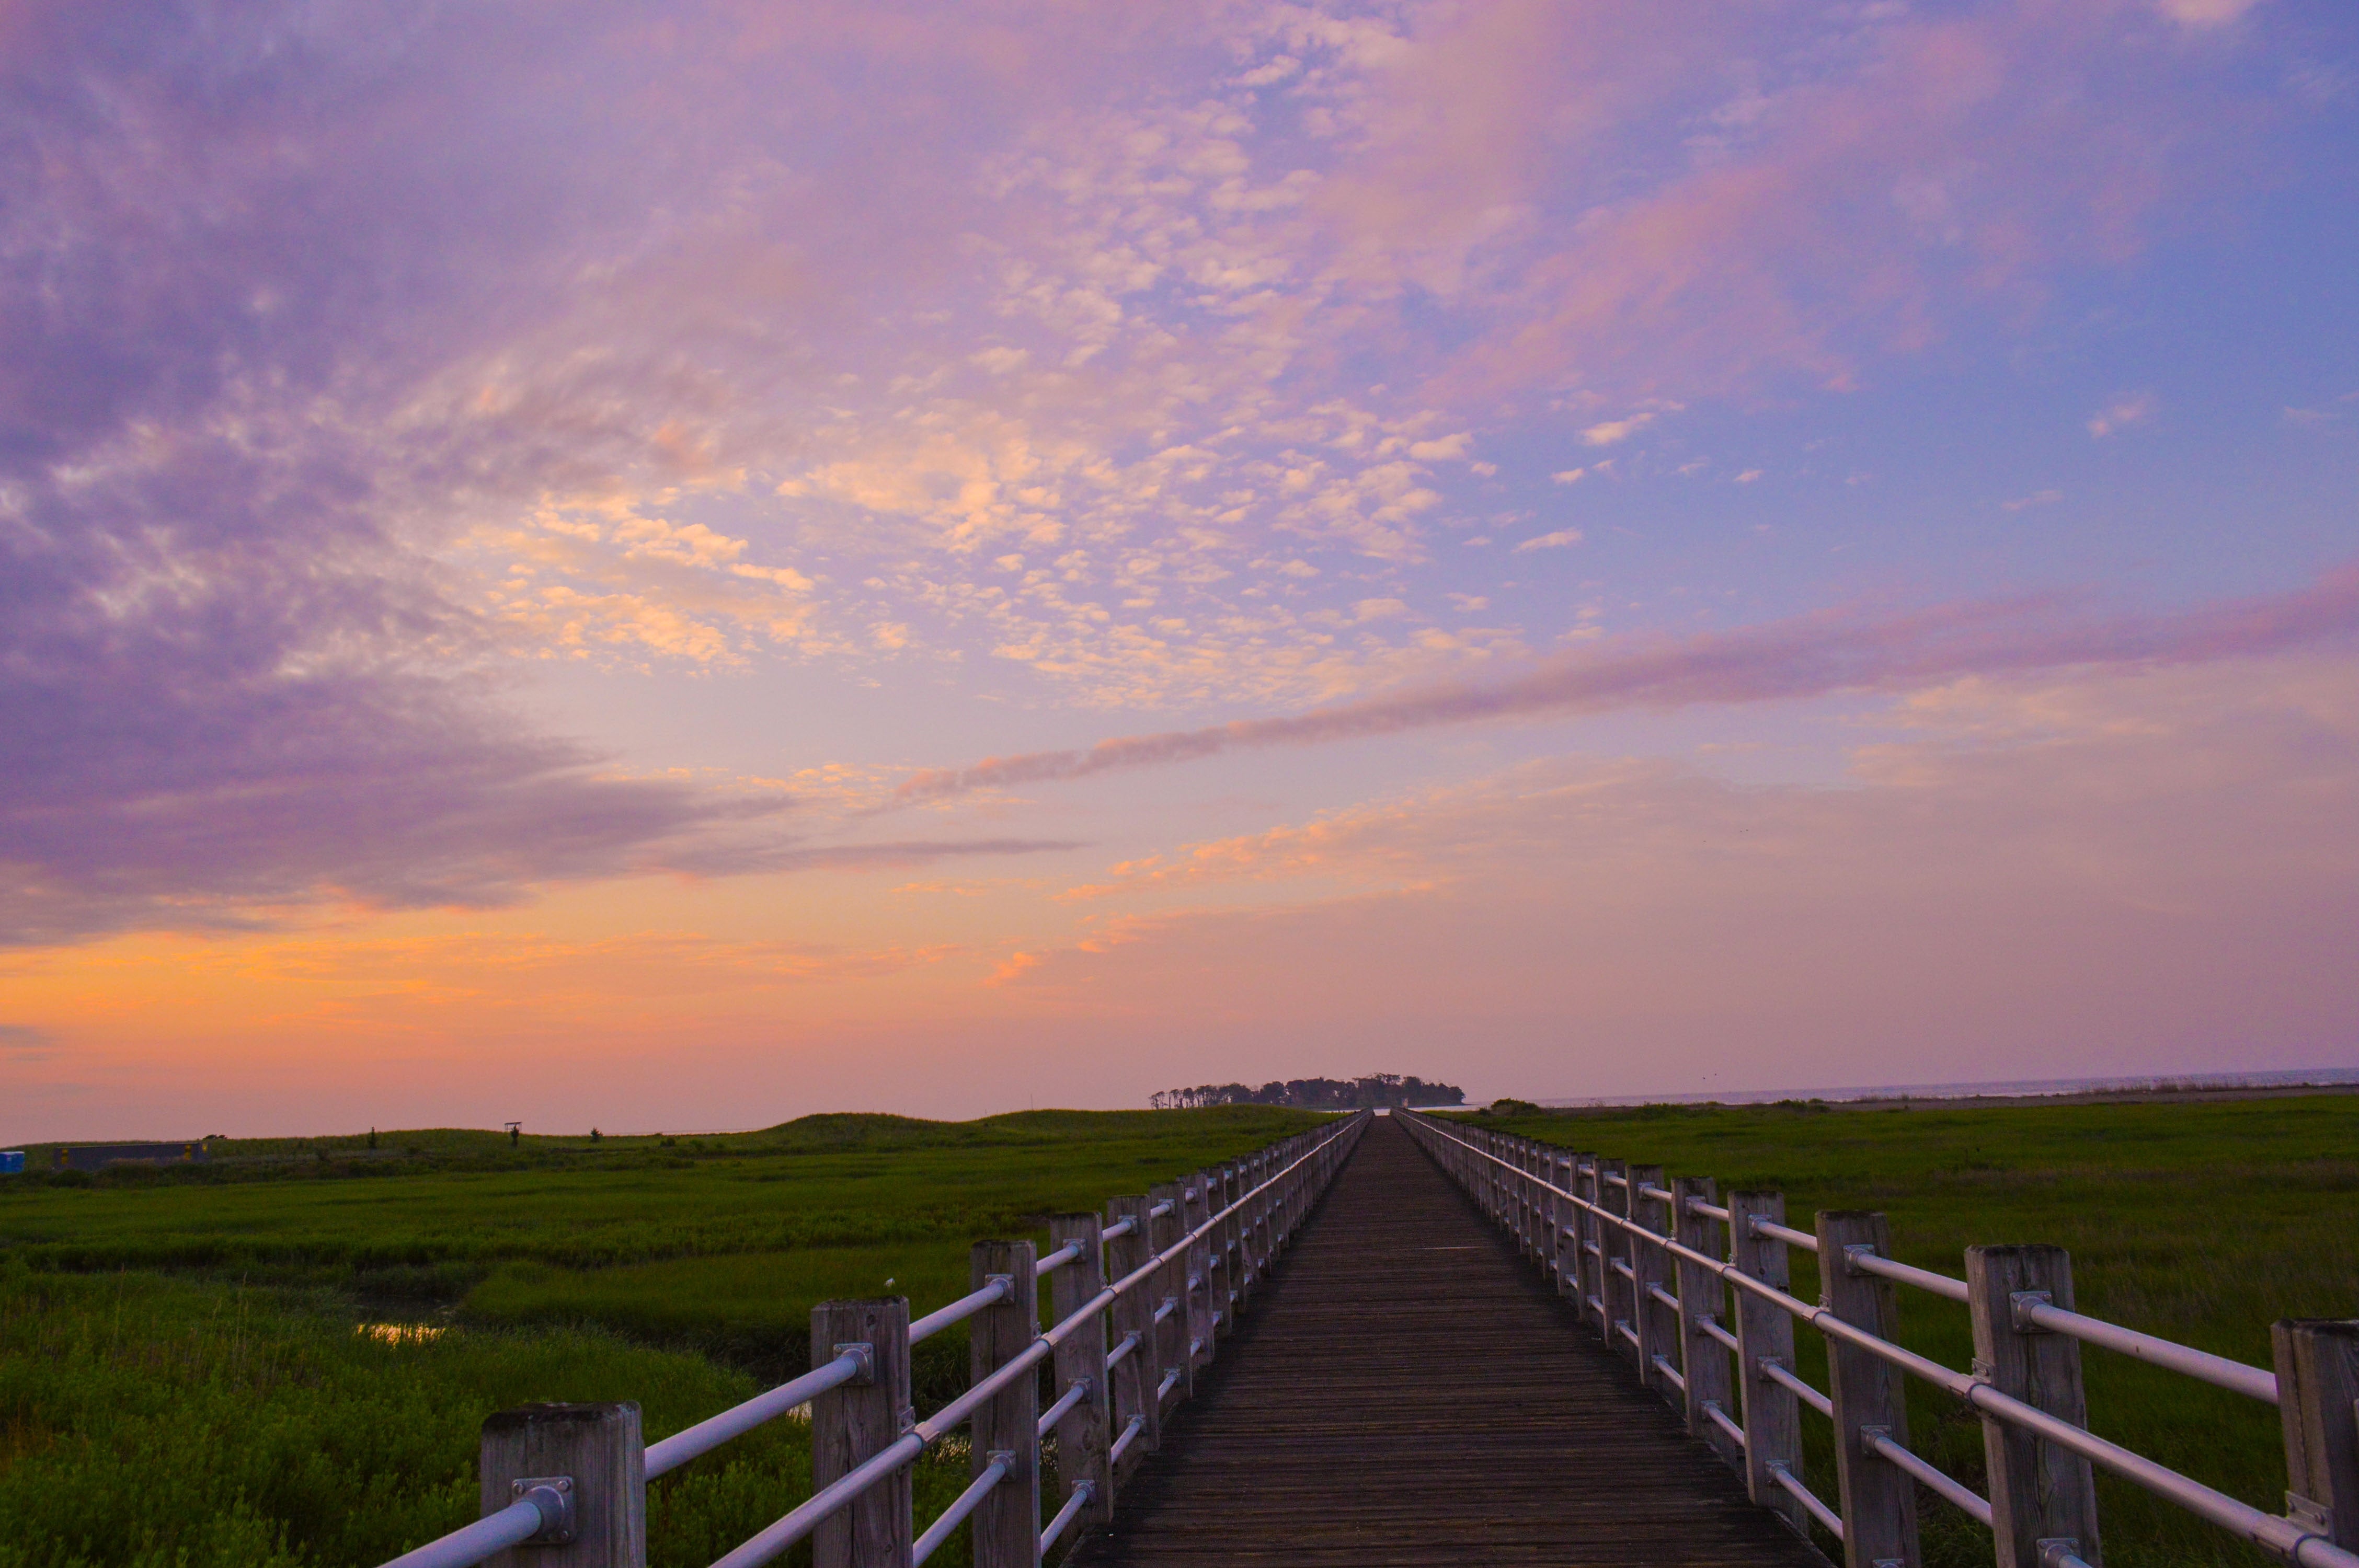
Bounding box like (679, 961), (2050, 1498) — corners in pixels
(1531, 1065), (2359, 1110)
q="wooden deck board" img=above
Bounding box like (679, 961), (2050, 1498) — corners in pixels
(1066, 1115), (1829, 1567)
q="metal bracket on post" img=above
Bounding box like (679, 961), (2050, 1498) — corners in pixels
(2037, 1539), (2087, 1568)
(2011, 1291), (2055, 1333)
(510, 1478), (577, 1547)
(831, 1342), (876, 1384)
(2289, 1493), (2333, 1536)
(1843, 1243), (1876, 1276)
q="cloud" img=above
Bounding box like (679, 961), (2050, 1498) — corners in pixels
(992, 655), (2359, 1093)
(0, 0), (2315, 950)
(2003, 489), (2064, 512)
(1734, 469), (1763, 483)
(1581, 415), (1655, 446)
(900, 566), (2359, 798)
(0, 1025), (60, 1062)
(2154, 0), (2263, 26)
(1513, 528), (1585, 553)
(2088, 393), (2157, 438)
(1550, 468), (1587, 484)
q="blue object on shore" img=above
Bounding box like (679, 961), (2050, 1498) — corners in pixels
(0, 1151), (24, 1175)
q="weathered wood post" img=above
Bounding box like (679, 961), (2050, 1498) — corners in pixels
(1550, 1154), (1576, 1298)
(1731, 1190), (1808, 1537)
(2274, 1319), (2359, 1552)
(1251, 1151), (1275, 1284)
(809, 1299), (913, 1568)
(1104, 1195), (1162, 1465)
(1048, 1215), (1113, 1532)
(1601, 1158), (1638, 1369)
(1819, 1212), (1920, 1568)
(1675, 1176), (1740, 1467)
(1633, 1165), (1681, 1402)
(1218, 1163), (1244, 1325)
(1574, 1153), (1605, 1336)
(1184, 1171), (1215, 1374)
(969, 1239), (1040, 1568)
(479, 1403), (644, 1568)
(1518, 1140), (1538, 1257)
(1149, 1180), (1191, 1402)
(1965, 1245), (2101, 1568)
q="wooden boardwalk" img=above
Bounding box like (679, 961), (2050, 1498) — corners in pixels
(1068, 1114), (1828, 1567)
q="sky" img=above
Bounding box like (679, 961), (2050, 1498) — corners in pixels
(4, 0), (2357, 1139)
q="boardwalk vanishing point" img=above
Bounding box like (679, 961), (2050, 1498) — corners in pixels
(383, 1106), (2359, 1568)
(1070, 1112), (1826, 1566)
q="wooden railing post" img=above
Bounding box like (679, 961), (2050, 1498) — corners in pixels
(1965, 1245), (2101, 1568)
(2274, 1320), (2359, 1552)
(1185, 1170), (1215, 1375)
(1574, 1152), (1605, 1337)
(1518, 1140), (1538, 1258)
(1149, 1180), (1191, 1403)
(1675, 1177), (1740, 1467)
(1104, 1195), (1162, 1467)
(1731, 1190), (1808, 1537)
(810, 1300), (913, 1568)
(1632, 1165), (1681, 1403)
(1218, 1163), (1244, 1325)
(1601, 1158), (1637, 1369)
(479, 1402), (645, 1568)
(1550, 1155), (1576, 1299)
(1819, 1212), (1920, 1568)
(1048, 1215), (1113, 1532)
(1527, 1144), (1546, 1262)
(1251, 1152), (1274, 1285)
(969, 1239), (1040, 1568)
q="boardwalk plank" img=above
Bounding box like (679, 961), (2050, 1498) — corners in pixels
(1068, 1115), (1829, 1567)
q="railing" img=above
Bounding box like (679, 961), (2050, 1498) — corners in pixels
(380, 1112), (1369, 1568)
(1396, 1109), (2359, 1568)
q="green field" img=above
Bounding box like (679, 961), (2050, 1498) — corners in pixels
(1459, 1094), (2359, 1568)
(5, 1094), (2351, 1568)
(0, 1107), (1324, 1568)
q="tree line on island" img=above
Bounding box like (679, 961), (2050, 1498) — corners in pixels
(1149, 1073), (1467, 1110)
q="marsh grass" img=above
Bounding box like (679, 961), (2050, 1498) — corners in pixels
(0, 1108), (1321, 1566)
(1471, 1094), (2359, 1568)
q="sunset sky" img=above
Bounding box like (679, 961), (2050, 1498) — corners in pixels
(5, 0), (2357, 1139)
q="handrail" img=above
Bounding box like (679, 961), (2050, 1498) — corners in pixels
(377, 1496), (554, 1568)
(2018, 1295), (2280, 1404)
(1397, 1110), (2351, 1568)
(376, 1110), (1369, 1568)
(710, 1110), (1368, 1568)
(646, 1350), (867, 1478)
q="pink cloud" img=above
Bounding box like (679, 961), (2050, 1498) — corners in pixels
(988, 654), (2359, 1096)
(900, 565), (2359, 798)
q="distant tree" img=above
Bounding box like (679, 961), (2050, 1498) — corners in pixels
(1150, 1074), (1465, 1110)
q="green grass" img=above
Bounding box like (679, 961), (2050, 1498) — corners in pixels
(1460, 1094), (2359, 1568)
(0, 1107), (1325, 1567)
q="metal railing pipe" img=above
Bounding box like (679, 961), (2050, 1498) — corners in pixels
(911, 1455), (1007, 1566)
(1039, 1480), (1095, 1553)
(1845, 1247), (1969, 1304)
(1770, 1464), (1843, 1539)
(1752, 1217), (1819, 1253)
(645, 1351), (867, 1478)
(377, 1497), (549, 1568)
(1760, 1357), (1833, 1419)
(1038, 1379), (1088, 1438)
(910, 1277), (1012, 1344)
(2018, 1298), (2278, 1403)
(1865, 1431), (1992, 1527)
